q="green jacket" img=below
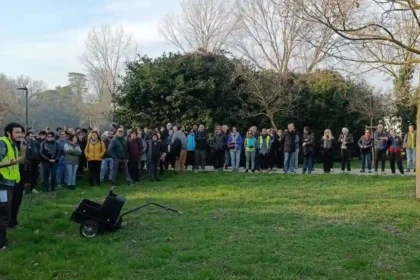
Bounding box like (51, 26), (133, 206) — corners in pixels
(64, 142), (82, 165)
(108, 136), (128, 160)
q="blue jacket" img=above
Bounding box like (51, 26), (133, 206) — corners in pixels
(56, 138), (66, 156)
(187, 134), (196, 151)
(227, 133), (243, 150)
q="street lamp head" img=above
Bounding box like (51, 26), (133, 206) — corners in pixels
(17, 87), (28, 91)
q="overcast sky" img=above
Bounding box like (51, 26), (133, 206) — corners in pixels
(0, 0), (391, 90)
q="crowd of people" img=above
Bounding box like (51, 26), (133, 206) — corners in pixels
(0, 121), (416, 250)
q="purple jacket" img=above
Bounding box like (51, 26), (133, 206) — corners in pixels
(227, 133), (243, 150)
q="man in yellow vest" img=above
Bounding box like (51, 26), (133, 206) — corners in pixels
(404, 124), (416, 172)
(0, 123), (26, 251)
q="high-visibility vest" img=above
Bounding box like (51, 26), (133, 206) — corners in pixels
(259, 136), (271, 149)
(0, 136), (20, 183)
(245, 138), (256, 152)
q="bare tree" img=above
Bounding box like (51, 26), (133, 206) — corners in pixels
(234, 63), (299, 129)
(230, 0), (340, 74)
(0, 74), (19, 126)
(293, 0), (420, 197)
(159, 0), (237, 53)
(79, 25), (136, 116)
(16, 75), (46, 99)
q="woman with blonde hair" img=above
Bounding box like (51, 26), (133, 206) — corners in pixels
(321, 129), (334, 174)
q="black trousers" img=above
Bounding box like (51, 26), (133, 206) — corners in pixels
(28, 161), (39, 191)
(322, 148), (333, 172)
(88, 161), (101, 186)
(148, 160), (160, 180)
(128, 161), (140, 181)
(10, 179), (24, 227)
(186, 151), (195, 170)
(194, 150), (206, 170)
(0, 186), (12, 248)
(213, 150), (225, 169)
(341, 149), (351, 171)
(375, 150), (387, 172)
(389, 151), (404, 174)
(260, 153), (271, 170)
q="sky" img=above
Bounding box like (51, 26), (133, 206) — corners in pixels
(0, 0), (181, 88)
(0, 0), (391, 90)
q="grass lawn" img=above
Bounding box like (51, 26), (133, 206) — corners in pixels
(2, 172), (420, 280)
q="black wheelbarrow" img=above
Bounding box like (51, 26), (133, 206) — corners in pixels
(70, 188), (182, 237)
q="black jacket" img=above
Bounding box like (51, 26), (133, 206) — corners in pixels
(40, 140), (61, 162)
(210, 134), (227, 152)
(195, 131), (207, 150)
(282, 130), (296, 153)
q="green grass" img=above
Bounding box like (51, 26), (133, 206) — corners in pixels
(2, 172), (419, 280)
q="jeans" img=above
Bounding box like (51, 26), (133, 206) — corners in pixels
(56, 156), (66, 185)
(0, 185), (12, 248)
(100, 158), (114, 182)
(407, 148), (416, 170)
(303, 152), (313, 173)
(284, 152), (296, 173)
(42, 161), (58, 191)
(111, 158), (131, 185)
(245, 150), (256, 170)
(225, 149), (230, 166)
(361, 153), (372, 171)
(230, 149), (241, 171)
(148, 160), (159, 181)
(295, 149), (299, 169)
(66, 164), (78, 186)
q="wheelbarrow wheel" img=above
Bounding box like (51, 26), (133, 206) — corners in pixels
(80, 220), (100, 237)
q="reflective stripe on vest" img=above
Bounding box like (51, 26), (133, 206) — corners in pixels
(245, 138), (255, 152)
(259, 136), (270, 148)
(0, 136), (20, 183)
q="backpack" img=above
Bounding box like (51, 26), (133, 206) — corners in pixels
(171, 138), (182, 157)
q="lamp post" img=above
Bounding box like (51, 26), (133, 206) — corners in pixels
(17, 87), (29, 128)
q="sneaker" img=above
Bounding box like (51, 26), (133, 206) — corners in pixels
(406, 169), (410, 172)
(245, 169), (249, 173)
(368, 170), (372, 174)
(360, 170), (365, 173)
(0, 246), (6, 251)
(251, 170), (255, 173)
(32, 189), (39, 194)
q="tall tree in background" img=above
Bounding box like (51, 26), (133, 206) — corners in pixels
(292, 0), (420, 197)
(79, 25), (136, 117)
(0, 74), (19, 126)
(159, 0), (237, 53)
(68, 72), (88, 102)
(230, 0), (339, 73)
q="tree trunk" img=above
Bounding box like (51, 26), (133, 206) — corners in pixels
(269, 116), (278, 131)
(416, 104), (420, 198)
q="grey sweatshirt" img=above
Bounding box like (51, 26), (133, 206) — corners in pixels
(171, 131), (188, 149)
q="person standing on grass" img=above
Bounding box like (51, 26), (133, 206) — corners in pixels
(295, 132), (300, 170)
(194, 124), (207, 172)
(100, 132), (114, 183)
(210, 126), (227, 171)
(388, 130), (404, 175)
(146, 133), (167, 181)
(186, 129), (196, 171)
(404, 124), (416, 172)
(77, 130), (87, 177)
(222, 125), (230, 169)
(171, 125), (188, 173)
(269, 129), (280, 171)
(40, 132), (61, 191)
(127, 130), (143, 182)
(227, 126), (243, 172)
(358, 130), (373, 173)
(282, 123), (297, 174)
(25, 131), (40, 193)
(56, 130), (67, 187)
(64, 134), (82, 189)
(109, 128), (132, 187)
(338, 127), (354, 174)
(85, 131), (105, 186)
(301, 127), (315, 174)
(0, 123), (26, 251)
(276, 129), (284, 169)
(251, 126), (260, 171)
(257, 128), (271, 173)
(244, 130), (256, 172)
(320, 129), (334, 174)
(374, 124), (389, 175)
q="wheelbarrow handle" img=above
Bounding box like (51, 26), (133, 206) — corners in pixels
(120, 202), (183, 219)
